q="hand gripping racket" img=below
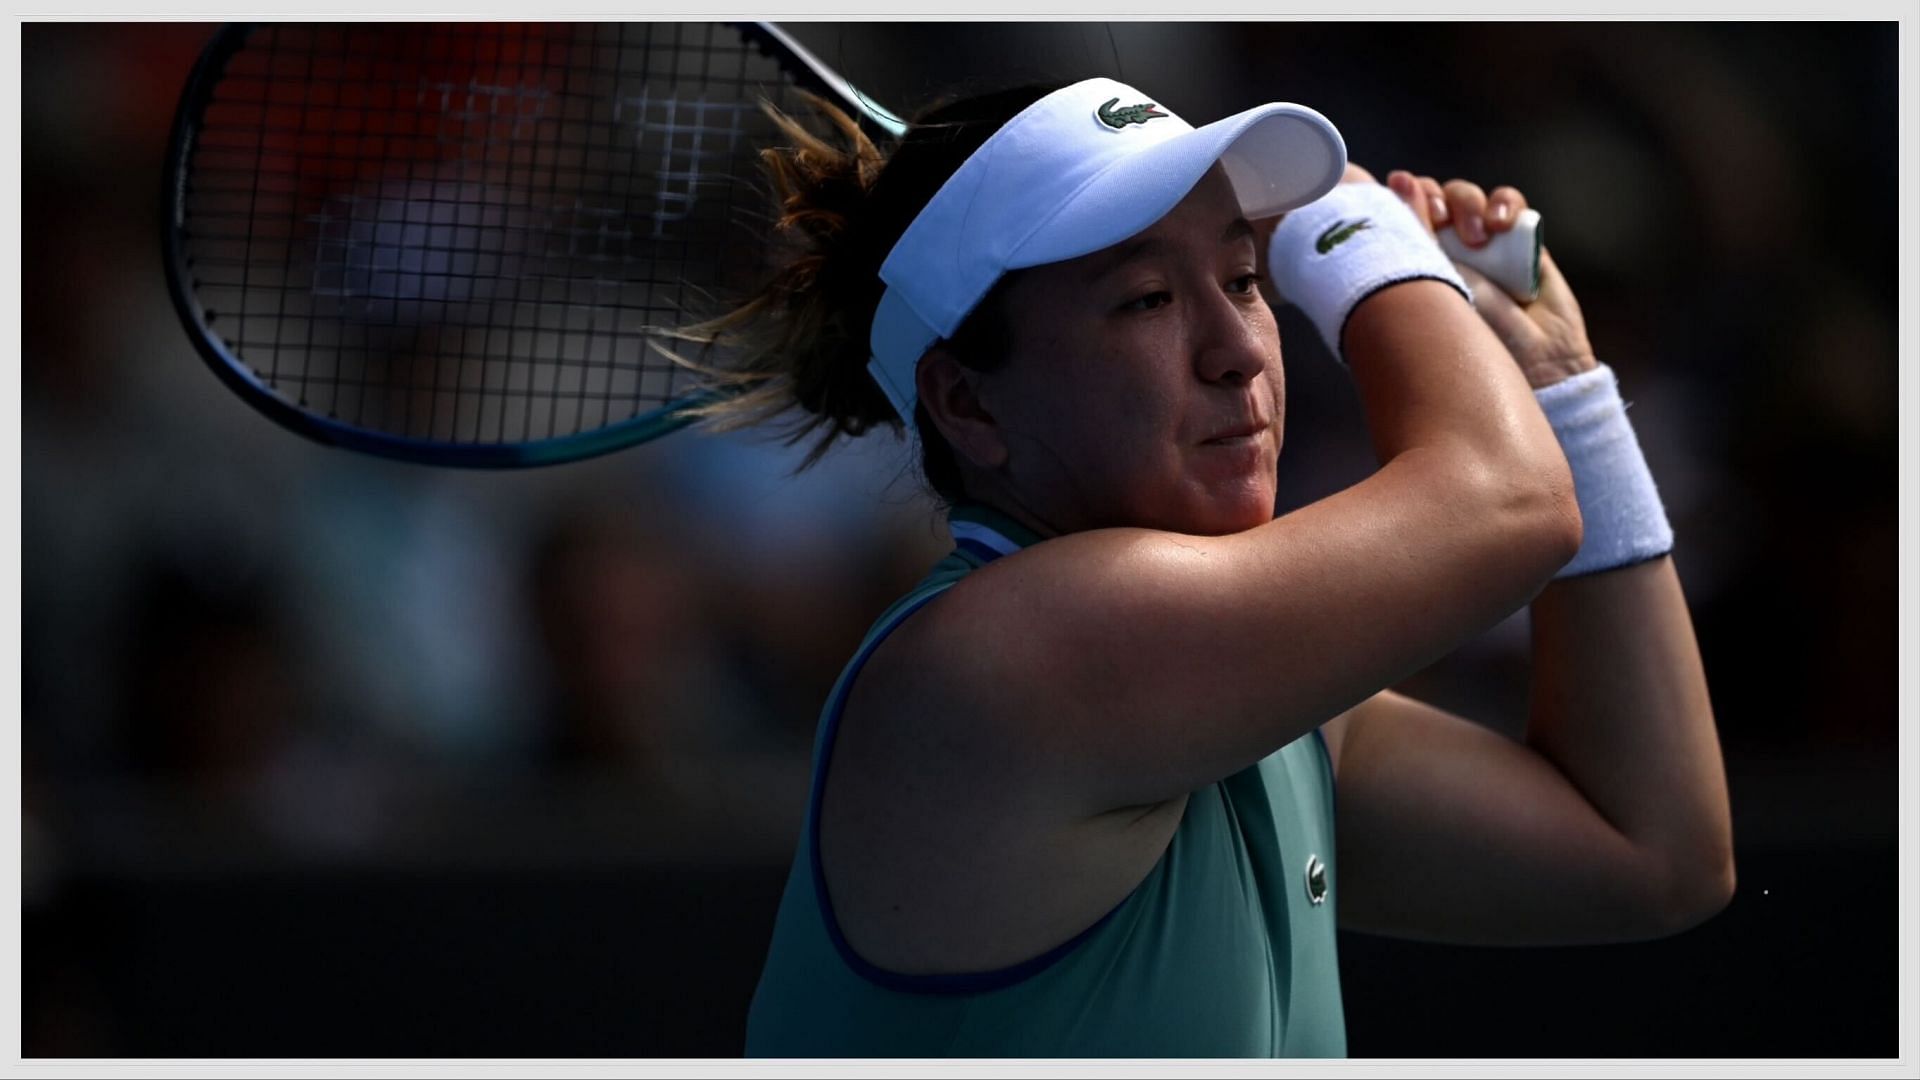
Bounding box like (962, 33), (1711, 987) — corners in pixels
(164, 22), (1541, 468)
(1439, 208), (1542, 303)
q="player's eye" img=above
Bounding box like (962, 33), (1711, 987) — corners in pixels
(1122, 290), (1173, 312)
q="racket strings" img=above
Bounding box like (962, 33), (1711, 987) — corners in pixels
(182, 21), (816, 446)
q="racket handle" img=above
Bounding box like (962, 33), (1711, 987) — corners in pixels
(1437, 207), (1542, 302)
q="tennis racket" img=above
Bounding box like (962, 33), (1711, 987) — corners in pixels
(163, 21), (906, 467)
(164, 21), (1542, 468)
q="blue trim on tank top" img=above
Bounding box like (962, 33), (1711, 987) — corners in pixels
(952, 536), (1005, 565)
(1313, 726), (1336, 828)
(806, 565), (1130, 997)
(1313, 727), (1333, 790)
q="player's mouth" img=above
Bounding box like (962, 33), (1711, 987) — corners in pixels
(1200, 419), (1270, 446)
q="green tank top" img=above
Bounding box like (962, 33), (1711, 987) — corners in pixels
(745, 503), (1346, 1058)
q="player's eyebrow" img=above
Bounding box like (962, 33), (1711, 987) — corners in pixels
(1083, 216), (1257, 284)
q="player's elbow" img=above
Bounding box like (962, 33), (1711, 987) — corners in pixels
(1543, 485), (1585, 571)
(1520, 462), (1584, 575)
(1467, 453), (1584, 584)
(1650, 844), (1737, 938)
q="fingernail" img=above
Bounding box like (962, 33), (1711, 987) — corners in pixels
(1430, 196), (1448, 222)
(1491, 203), (1510, 223)
(1463, 216), (1486, 244)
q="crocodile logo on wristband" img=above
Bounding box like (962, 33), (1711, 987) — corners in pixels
(1315, 218), (1372, 254)
(1095, 97), (1169, 129)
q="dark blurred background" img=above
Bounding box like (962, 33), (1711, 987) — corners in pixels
(19, 21), (1899, 1058)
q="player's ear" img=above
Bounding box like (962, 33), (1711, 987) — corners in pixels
(917, 345), (1009, 470)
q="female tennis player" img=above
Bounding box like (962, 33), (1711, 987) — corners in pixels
(700, 79), (1734, 1057)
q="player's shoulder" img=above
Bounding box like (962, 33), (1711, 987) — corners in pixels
(861, 523), (1234, 735)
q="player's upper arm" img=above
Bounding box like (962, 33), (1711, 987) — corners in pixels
(1319, 688), (1722, 944)
(902, 450), (1578, 815)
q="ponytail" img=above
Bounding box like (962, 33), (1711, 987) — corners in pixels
(664, 81), (1067, 493)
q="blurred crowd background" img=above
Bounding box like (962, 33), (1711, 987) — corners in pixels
(19, 20), (1901, 1058)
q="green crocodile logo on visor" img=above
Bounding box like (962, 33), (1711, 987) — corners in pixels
(1097, 97), (1170, 129)
(1316, 218), (1373, 254)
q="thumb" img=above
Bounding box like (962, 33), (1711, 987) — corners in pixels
(1532, 247), (1584, 318)
(1454, 261), (1536, 346)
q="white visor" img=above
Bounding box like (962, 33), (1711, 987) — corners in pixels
(867, 77), (1347, 422)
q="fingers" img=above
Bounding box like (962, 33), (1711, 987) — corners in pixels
(1485, 185), (1528, 232)
(1441, 179), (1490, 246)
(1385, 170), (1435, 233)
(1415, 175), (1448, 231)
(1387, 169), (1533, 250)
(1341, 162), (1378, 186)
(1411, 177), (1530, 249)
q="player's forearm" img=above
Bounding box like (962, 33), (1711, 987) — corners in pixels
(1344, 280), (1569, 483)
(1523, 555), (1735, 929)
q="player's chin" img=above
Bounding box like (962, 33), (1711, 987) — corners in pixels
(1179, 476), (1277, 535)
(1217, 492), (1279, 534)
(1181, 449), (1277, 533)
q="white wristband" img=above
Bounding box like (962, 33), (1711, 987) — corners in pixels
(1267, 182), (1472, 362)
(1536, 364), (1674, 579)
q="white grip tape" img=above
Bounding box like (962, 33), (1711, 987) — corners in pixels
(1268, 182), (1471, 362)
(1536, 363), (1674, 578)
(1439, 208), (1542, 302)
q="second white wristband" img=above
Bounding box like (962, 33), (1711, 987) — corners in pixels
(1536, 363), (1675, 579)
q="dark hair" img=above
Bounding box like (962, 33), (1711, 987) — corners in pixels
(667, 81), (1066, 503)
